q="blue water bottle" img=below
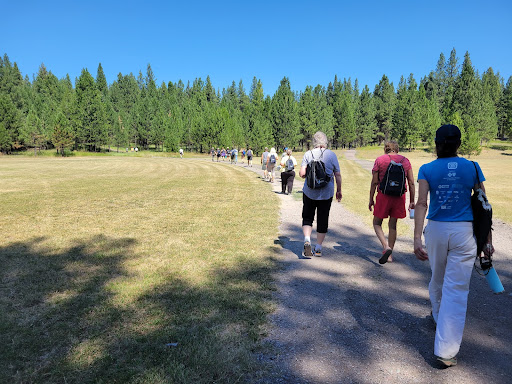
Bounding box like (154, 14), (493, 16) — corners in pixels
(485, 266), (505, 294)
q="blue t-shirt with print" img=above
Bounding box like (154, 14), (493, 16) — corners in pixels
(417, 157), (485, 222)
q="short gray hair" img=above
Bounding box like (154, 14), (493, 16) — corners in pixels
(312, 131), (328, 148)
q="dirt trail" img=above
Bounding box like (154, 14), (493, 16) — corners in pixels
(232, 154), (512, 384)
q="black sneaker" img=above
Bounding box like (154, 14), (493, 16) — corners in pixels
(303, 242), (313, 257)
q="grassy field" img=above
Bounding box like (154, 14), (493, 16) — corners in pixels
(0, 156), (279, 383)
(355, 144), (512, 224)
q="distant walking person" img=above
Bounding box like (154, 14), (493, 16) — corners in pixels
(211, 147), (216, 161)
(216, 148), (221, 162)
(414, 125), (492, 368)
(246, 148), (253, 167)
(300, 131), (342, 257)
(179, 148), (184, 158)
(261, 147), (270, 180)
(369, 140), (415, 264)
(266, 148), (278, 182)
(231, 147), (238, 164)
(280, 149), (297, 194)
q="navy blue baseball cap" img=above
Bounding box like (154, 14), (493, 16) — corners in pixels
(435, 124), (461, 144)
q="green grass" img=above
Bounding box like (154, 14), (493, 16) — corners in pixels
(0, 157), (279, 383)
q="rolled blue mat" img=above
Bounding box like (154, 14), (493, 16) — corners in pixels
(485, 267), (505, 294)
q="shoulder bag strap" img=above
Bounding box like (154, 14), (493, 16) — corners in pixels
(472, 161), (481, 188)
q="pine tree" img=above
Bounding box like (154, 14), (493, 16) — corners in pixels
(356, 85), (377, 146)
(75, 68), (107, 151)
(434, 52), (447, 108)
(392, 76), (411, 148)
(298, 86), (316, 148)
(334, 80), (357, 148)
(0, 121), (11, 152)
(443, 48), (460, 121)
(312, 85), (334, 145)
(373, 75), (395, 142)
(96, 63), (108, 99)
(246, 78), (272, 153)
(0, 94), (23, 152)
(205, 75), (217, 103)
(52, 110), (75, 155)
(270, 77), (299, 149)
(238, 79), (250, 113)
(459, 124), (481, 157)
(20, 109), (45, 154)
(454, 52), (497, 143)
(498, 76), (512, 138)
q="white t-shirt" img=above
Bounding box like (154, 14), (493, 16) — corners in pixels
(301, 148), (340, 200)
(280, 155), (298, 172)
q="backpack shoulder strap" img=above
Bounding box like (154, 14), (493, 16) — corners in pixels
(473, 161), (481, 187)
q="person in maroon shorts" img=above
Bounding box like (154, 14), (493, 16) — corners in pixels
(369, 140), (415, 264)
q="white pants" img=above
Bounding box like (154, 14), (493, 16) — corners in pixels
(424, 220), (476, 359)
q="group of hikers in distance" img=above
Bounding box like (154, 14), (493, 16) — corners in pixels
(210, 147), (254, 166)
(216, 128), (492, 369)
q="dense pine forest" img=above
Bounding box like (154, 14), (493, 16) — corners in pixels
(0, 49), (511, 156)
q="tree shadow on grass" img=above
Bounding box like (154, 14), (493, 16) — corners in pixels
(0, 235), (278, 384)
(0, 235), (137, 383)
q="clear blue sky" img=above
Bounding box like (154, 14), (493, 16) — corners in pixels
(3, 0), (512, 96)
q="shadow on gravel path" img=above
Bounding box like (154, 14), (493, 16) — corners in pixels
(228, 154), (512, 384)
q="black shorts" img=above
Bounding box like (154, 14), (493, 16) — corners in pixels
(302, 194), (333, 233)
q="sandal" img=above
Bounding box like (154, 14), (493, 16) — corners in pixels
(437, 356), (457, 367)
(379, 248), (392, 264)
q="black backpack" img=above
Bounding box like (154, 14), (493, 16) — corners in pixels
(285, 158), (294, 171)
(471, 162), (492, 258)
(306, 149), (330, 189)
(379, 155), (406, 196)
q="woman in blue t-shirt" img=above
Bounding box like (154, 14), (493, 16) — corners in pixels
(413, 124), (494, 367)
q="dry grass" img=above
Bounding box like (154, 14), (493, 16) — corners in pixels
(332, 150), (412, 238)
(0, 156), (279, 383)
(355, 145), (512, 224)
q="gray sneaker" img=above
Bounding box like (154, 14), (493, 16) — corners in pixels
(314, 247), (322, 257)
(303, 242), (313, 257)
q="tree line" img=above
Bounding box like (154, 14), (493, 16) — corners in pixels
(1, 48), (511, 156)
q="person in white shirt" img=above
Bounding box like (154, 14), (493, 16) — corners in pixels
(280, 149), (298, 194)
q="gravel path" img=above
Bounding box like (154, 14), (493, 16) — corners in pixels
(234, 154), (512, 384)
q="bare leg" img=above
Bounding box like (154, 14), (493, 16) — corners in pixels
(317, 232), (326, 246)
(303, 225), (313, 239)
(374, 216), (393, 264)
(373, 217), (389, 250)
(388, 217), (398, 249)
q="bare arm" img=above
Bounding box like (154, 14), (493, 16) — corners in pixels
(369, 171), (379, 211)
(299, 165), (307, 178)
(407, 168), (416, 210)
(413, 179), (429, 261)
(335, 171), (342, 202)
